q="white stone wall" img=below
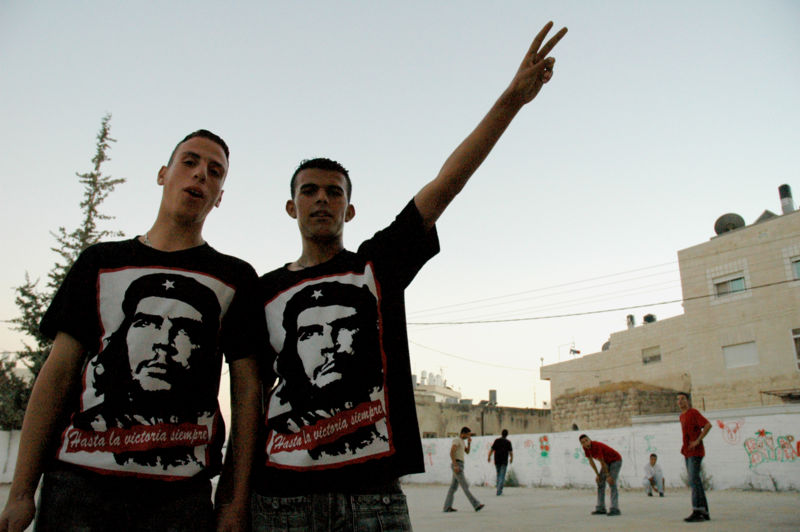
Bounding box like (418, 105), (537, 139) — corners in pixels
(404, 412), (800, 491)
(1, 431), (21, 483)
(1, 412), (797, 491)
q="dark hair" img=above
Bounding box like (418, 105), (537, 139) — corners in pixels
(290, 157), (352, 200)
(650, 453), (657, 459)
(501, 429), (509, 438)
(168, 129), (230, 166)
(578, 434), (589, 441)
(460, 426), (472, 435)
(677, 391), (690, 401)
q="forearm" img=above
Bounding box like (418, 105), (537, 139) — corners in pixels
(415, 93), (523, 229)
(226, 358), (261, 507)
(8, 333), (83, 501)
(587, 457), (599, 475)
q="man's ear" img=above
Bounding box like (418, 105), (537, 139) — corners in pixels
(286, 199), (297, 219)
(157, 166), (167, 185)
(345, 204), (355, 222)
(214, 189), (224, 208)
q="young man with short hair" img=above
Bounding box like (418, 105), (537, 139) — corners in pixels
(579, 434), (622, 516)
(677, 392), (712, 522)
(488, 429), (514, 495)
(0, 130), (263, 532)
(443, 427), (484, 513)
(643, 453), (664, 497)
(250, 21), (567, 530)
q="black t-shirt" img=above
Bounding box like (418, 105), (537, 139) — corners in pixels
(491, 437), (513, 465)
(254, 200), (439, 495)
(40, 238), (264, 481)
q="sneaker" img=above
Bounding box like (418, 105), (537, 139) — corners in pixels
(647, 492), (653, 497)
(608, 509), (621, 516)
(701, 511), (710, 521)
(591, 509), (607, 515)
(659, 492), (664, 497)
(684, 511), (704, 522)
(475, 504), (485, 512)
(443, 507), (457, 513)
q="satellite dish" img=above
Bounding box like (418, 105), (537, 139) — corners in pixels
(714, 213), (745, 235)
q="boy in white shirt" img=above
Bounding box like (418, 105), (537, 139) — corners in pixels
(643, 453), (665, 496)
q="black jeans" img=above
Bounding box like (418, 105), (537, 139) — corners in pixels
(35, 469), (213, 532)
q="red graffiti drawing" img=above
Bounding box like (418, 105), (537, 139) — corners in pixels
(716, 419), (744, 445)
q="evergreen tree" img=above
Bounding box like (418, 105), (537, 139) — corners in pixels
(0, 114), (125, 429)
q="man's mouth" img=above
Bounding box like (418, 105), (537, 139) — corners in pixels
(184, 187), (205, 199)
(317, 360), (339, 376)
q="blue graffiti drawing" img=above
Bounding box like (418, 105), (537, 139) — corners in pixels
(644, 434), (657, 453)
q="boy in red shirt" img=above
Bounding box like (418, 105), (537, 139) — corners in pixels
(678, 392), (712, 522)
(579, 434), (622, 516)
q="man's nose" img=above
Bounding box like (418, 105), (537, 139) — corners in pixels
(152, 326), (177, 355)
(319, 326), (336, 351)
(193, 165), (207, 182)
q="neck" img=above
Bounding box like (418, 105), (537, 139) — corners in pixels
(290, 238), (345, 271)
(142, 219), (206, 252)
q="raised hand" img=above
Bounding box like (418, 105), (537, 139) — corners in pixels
(506, 21), (568, 105)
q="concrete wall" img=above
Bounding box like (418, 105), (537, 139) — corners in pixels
(0, 431), (20, 483)
(415, 397), (551, 438)
(404, 406), (800, 492)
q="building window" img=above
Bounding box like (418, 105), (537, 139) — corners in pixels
(793, 259), (800, 280)
(642, 346), (661, 365)
(793, 329), (800, 371)
(714, 274), (746, 297)
(722, 341), (758, 369)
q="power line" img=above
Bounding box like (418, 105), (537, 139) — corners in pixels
(408, 278), (793, 326)
(410, 340), (539, 372)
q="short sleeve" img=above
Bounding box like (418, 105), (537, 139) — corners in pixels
(40, 246), (100, 350)
(357, 199), (440, 289)
(219, 264), (269, 364)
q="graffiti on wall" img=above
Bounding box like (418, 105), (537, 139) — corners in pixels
(717, 419), (744, 445)
(743, 429), (798, 468)
(538, 435), (551, 466)
(644, 434), (657, 453)
(572, 446), (588, 464)
(423, 441), (437, 466)
(524, 439), (537, 458)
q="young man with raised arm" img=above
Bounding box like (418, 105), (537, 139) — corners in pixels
(252, 22), (567, 530)
(0, 130), (263, 532)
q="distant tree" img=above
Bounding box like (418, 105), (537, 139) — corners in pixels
(0, 114), (125, 430)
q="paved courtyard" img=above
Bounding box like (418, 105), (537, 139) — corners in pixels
(2, 483), (799, 531)
(404, 484), (800, 532)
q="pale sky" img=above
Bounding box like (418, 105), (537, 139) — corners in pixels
(1, 1), (798, 410)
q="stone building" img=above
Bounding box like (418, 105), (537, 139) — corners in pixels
(413, 395), (551, 438)
(541, 185), (800, 430)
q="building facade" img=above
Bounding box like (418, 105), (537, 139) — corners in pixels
(541, 187), (800, 430)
